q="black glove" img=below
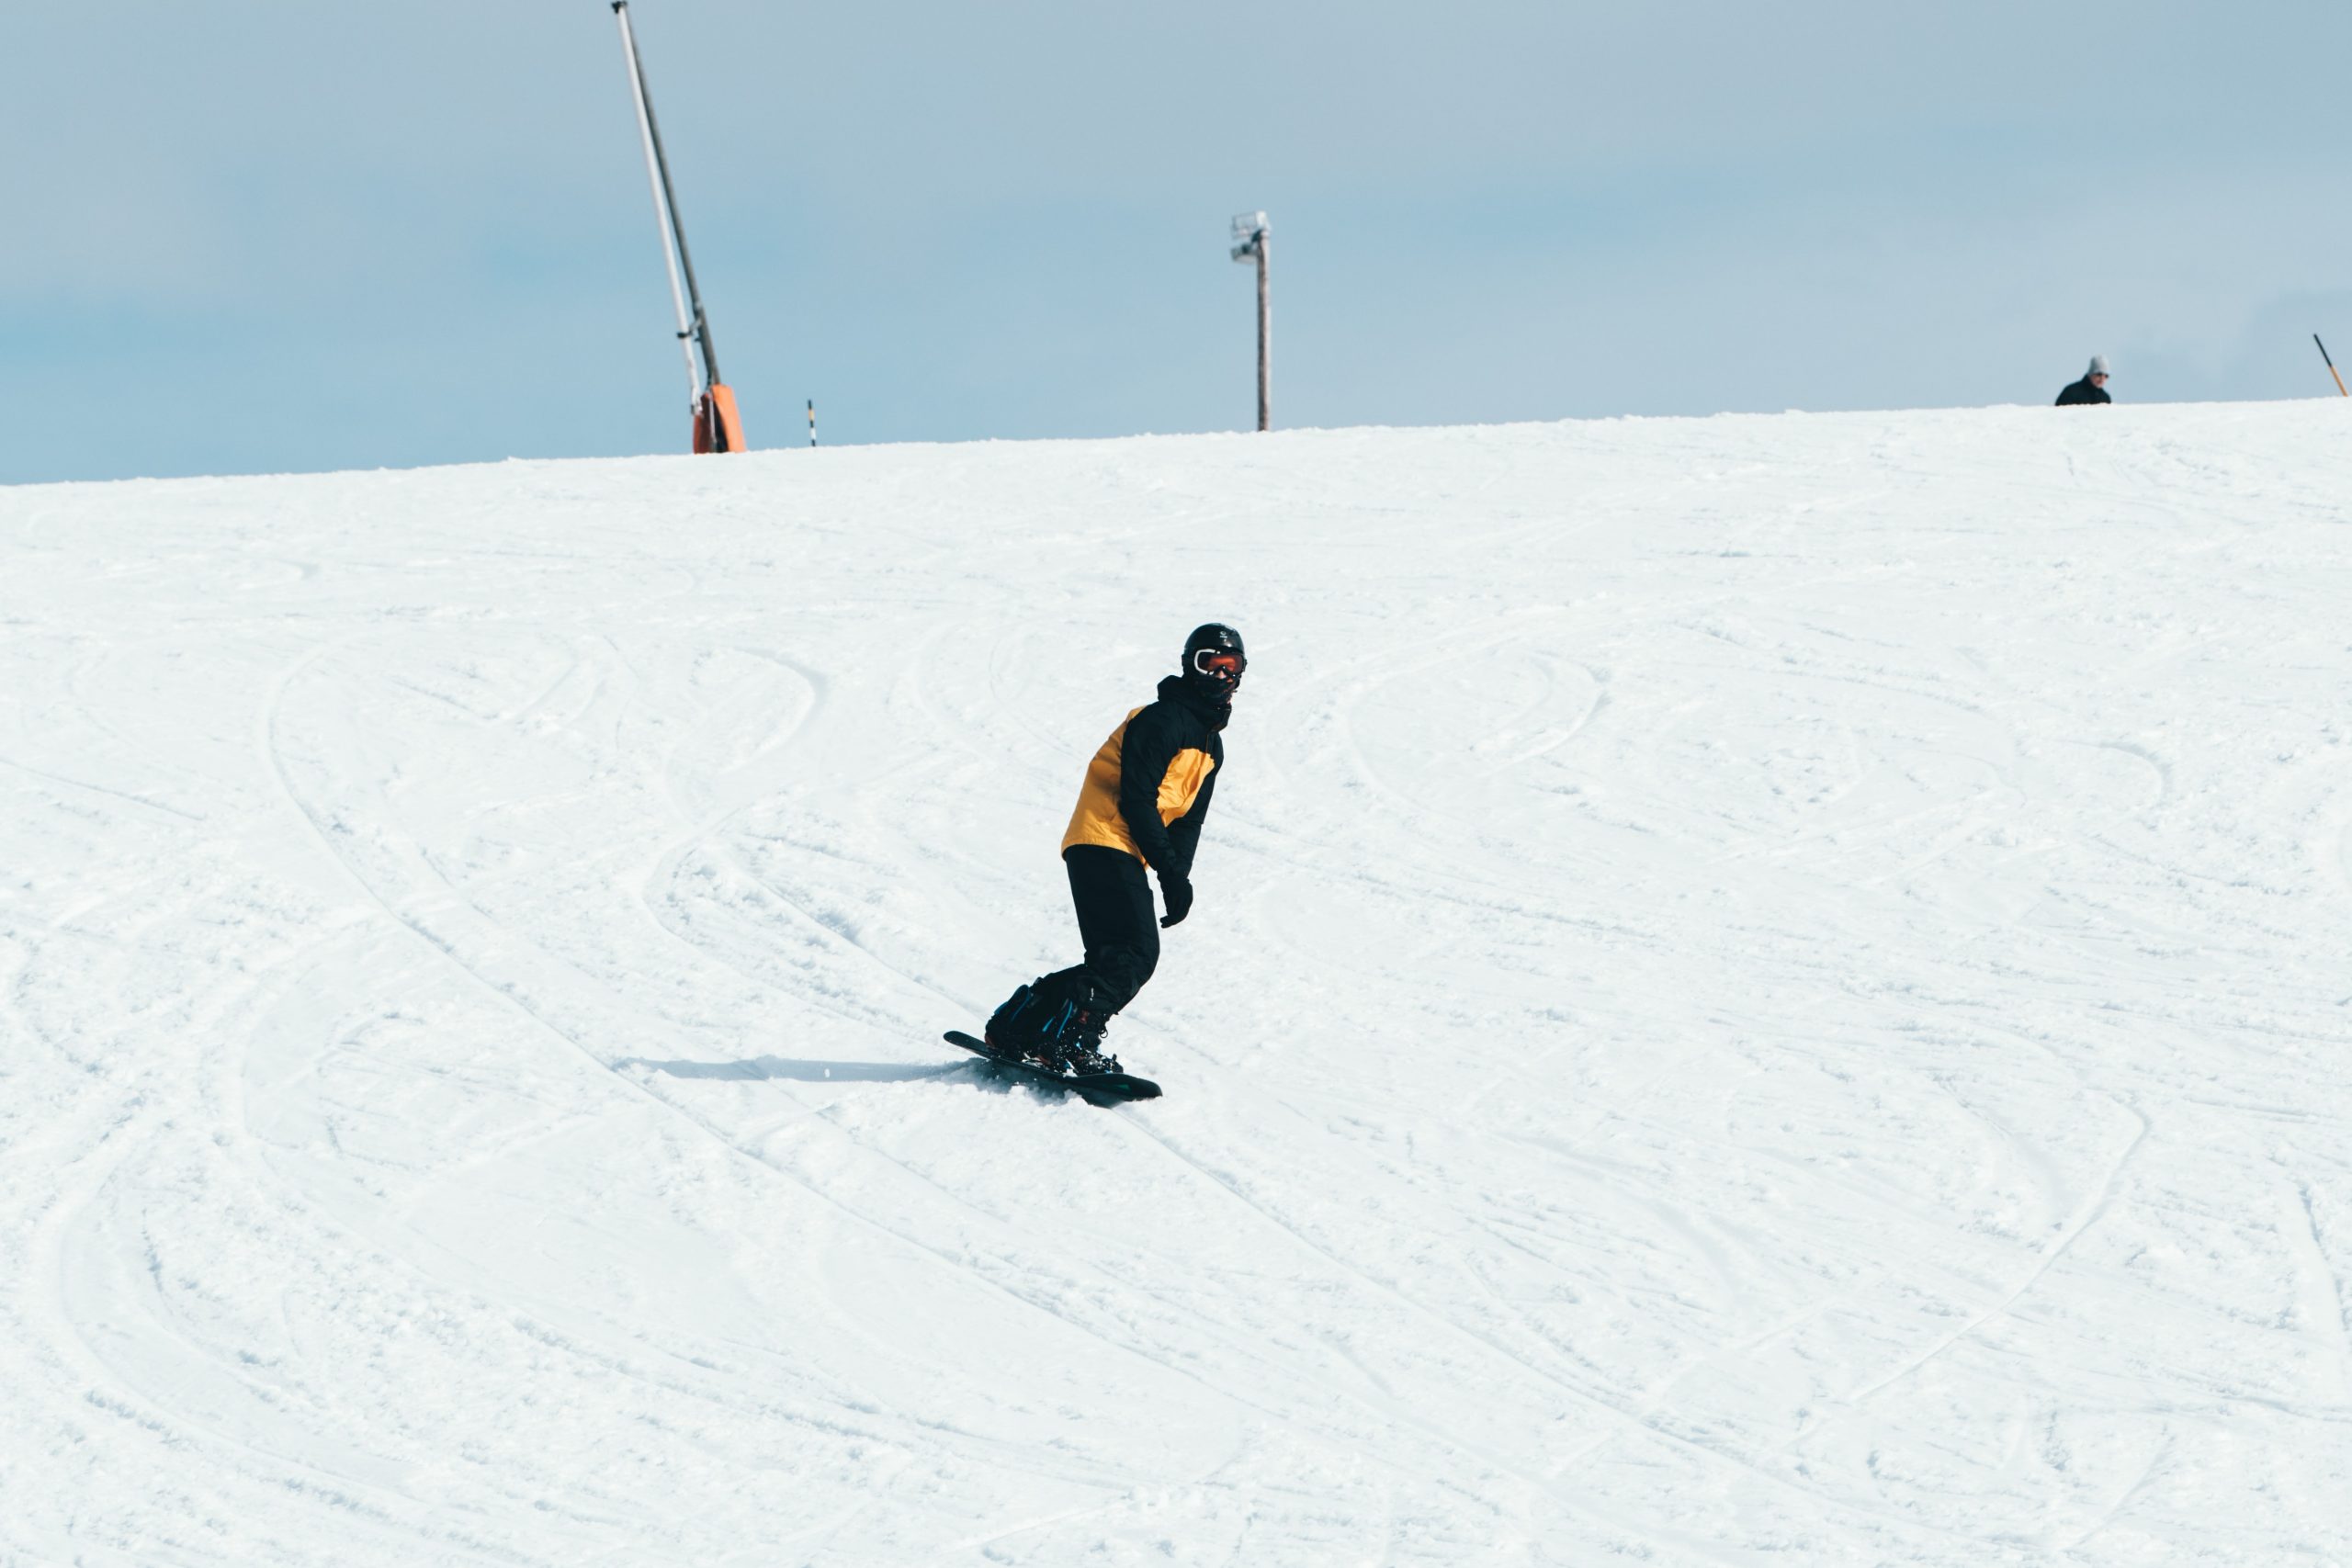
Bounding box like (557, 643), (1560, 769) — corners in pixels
(1158, 872), (1193, 928)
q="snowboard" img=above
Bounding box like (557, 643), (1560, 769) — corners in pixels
(944, 1030), (1162, 1103)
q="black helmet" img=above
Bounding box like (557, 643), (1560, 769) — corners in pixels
(1182, 623), (1247, 694)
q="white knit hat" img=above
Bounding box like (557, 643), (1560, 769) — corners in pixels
(2088, 355), (2110, 377)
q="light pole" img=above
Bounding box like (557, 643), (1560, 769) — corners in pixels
(1230, 211), (1269, 432)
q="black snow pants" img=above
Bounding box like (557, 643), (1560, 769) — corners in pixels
(1037, 844), (1160, 1015)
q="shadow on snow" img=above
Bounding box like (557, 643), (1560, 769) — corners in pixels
(618, 1055), (965, 1085)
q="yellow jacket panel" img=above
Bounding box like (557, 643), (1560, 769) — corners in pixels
(1060, 692), (1222, 869)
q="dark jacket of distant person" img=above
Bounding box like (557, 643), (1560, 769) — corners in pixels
(2060, 376), (2117, 409)
(2056, 355), (2112, 406)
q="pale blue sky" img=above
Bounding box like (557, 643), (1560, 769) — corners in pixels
(5, 2), (2349, 483)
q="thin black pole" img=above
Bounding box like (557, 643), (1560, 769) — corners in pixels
(1255, 231), (1271, 433)
(2317, 333), (2347, 397)
(1230, 213), (1270, 432)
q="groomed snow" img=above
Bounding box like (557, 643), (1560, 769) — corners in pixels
(3, 403), (2349, 1565)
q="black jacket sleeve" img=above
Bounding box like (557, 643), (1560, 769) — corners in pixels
(1162, 755), (1218, 879)
(1114, 702), (1185, 870)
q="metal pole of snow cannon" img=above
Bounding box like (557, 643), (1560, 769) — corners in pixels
(614, 1), (699, 421)
(613, 1), (744, 452)
(1230, 211), (1269, 432)
(2318, 334), (2348, 398)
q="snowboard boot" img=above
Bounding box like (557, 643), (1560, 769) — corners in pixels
(1058, 1016), (1122, 1078)
(984, 982), (1065, 1070)
(987, 977), (1120, 1077)
(1045, 978), (1121, 1077)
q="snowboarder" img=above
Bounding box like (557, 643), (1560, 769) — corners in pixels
(2056, 355), (2112, 406)
(982, 624), (1246, 1077)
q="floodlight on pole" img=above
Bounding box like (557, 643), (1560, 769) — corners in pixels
(1230, 211), (1270, 432)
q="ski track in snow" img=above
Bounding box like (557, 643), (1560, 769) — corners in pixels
(4, 405), (2352, 1564)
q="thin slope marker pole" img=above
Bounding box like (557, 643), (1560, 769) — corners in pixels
(2317, 333), (2347, 398)
(613, 2), (698, 412)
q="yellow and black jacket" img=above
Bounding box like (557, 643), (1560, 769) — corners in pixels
(1061, 674), (1226, 874)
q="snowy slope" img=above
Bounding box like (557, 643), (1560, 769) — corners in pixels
(3, 403), (2349, 1566)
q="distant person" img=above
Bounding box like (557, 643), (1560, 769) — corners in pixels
(2056, 355), (2112, 406)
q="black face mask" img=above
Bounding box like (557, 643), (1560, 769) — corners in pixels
(1168, 671), (1235, 730)
(1196, 687), (1234, 731)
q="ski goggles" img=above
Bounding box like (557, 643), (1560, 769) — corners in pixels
(1192, 649), (1246, 680)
